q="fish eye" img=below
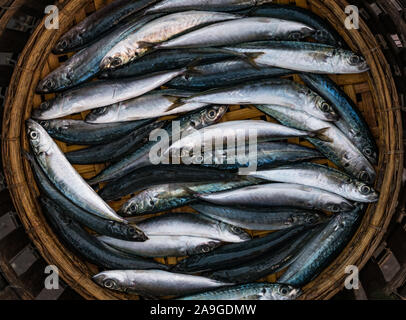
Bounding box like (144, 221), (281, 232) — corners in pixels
(360, 185), (371, 195)
(45, 79), (55, 89)
(39, 120), (48, 128)
(279, 286), (290, 295)
(330, 204), (340, 212)
(58, 39), (68, 49)
(231, 225), (241, 233)
(103, 279), (116, 289)
(128, 227), (137, 234)
(349, 55), (361, 65)
(364, 147), (373, 156)
(320, 102), (331, 113)
(111, 57), (122, 67)
(30, 131), (39, 140)
(94, 107), (106, 115)
(129, 204), (137, 212)
(201, 245), (211, 253)
(359, 171), (370, 182)
(207, 109), (217, 119)
(40, 101), (50, 110)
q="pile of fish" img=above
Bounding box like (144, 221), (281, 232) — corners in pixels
(26, 0), (379, 300)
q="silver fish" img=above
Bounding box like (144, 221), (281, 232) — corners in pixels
(177, 79), (338, 121)
(136, 212), (251, 243)
(101, 11), (240, 69)
(166, 120), (329, 156)
(245, 163), (378, 203)
(178, 282), (300, 300)
(85, 90), (207, 123)
(156, 17), (314, 49)
(197, 183), (354, 213)
(93, 270), (232, 297)
(26, 120), (125, 223)
(31, 70), (186, 120)
(221, 41), (369, 74)
(144, 0), (270, 14)
(258, 105), (376, 183)
(98, 234), (221, 257)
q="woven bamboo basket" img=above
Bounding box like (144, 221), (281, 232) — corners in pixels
(1, 0), (404, 300)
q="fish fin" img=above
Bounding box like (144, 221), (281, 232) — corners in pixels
(137, 41), (155, 49)
(165, 97), (187, 111)
(242, 52), (264, 69)
(21, 149), (34, 162)
(185, 58), (204, 75)
(183, 187), (200, 198)
(310, 127), (333, 142)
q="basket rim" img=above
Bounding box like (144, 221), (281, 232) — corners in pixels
(1, 0), (403, 300)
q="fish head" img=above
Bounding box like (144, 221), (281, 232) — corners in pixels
(85, 105), (117, 123)
(100, 44), (134, 70)
(324, 197), (354, 213)
(189, 241), (220, 255)
(26, 119), (53, 156)
(119, 190), (159, 216)
(362, 145), (378, 165)
(335, 50), (369, 73)
(197, 105), (228, 128)
(293, 211), (328, 227)
(53, 34), (75, 54)
(93, 271), (127, 292)
(353, 181), (379, 202)
(358, 166), (376, 185)
(31, 99), (56, 120)
(220, 222), (251, 241)
(265, 284), (301, 300)
(287, 25), (316, 41)
(36, 72), (65, 93)
(304, 90), (338, 121)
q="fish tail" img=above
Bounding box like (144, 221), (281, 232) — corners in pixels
(137, 41), (156, 49)
(165, 96), (187, 111)
(309, 127), (333, 142)
(242, 52), (264, 69)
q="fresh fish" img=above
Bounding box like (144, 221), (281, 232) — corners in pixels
(166, 120), (331, 156)
(99, 49), (236, 79)
(32, 69), (186, 120)
(300, 73), (378, 164)
(119, 178), (261, 216)
(167, 58), (293, 90)
(220, 41), (369, 74)
(38, 119), (153, 145)
(85, 90), (207, 124)
(27, 119), (125, 223)
(205, 226), (320, 283)
(40, 197), (168, 270)
(65, 120), (166, 165)
(24, 151), (146, 241)
(98, 234), (221, 258)
(245, 163), (379, 203)
(98, 165), (239, 201)
(135, 212), (251, 243)
(241, 3), (345, 47)
(39, 14), (160, 93)
(176, 79), (338, 121)
(191, 203), (327, 231)
(101, 11), (240, 69)
(178, 283), (301, 300)
(87, 106), (228, 185)
(172, 226), (310, 273)
(144, 0), (269, 14)
(53, 0), (159, 53)
(93, 270), (232, 297)
(189, 142), (322, 170)
(196, 183), (354, 213)
(279, 205), (364, 287)
(258, 105), (376, 183)
(155, 17), (315, 49)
